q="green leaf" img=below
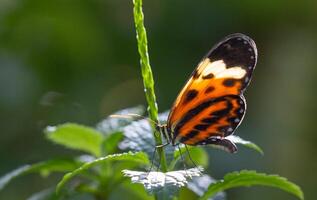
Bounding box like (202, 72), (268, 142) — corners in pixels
(119, 119), (154, 155)
(102, 132), (124, 155)
(120, 181), (155, 200)
(26, 188), (57, 200)
(0, 159), (80, 191)
(45, 123), (104, 157)
(119, 111), (175, 166)
(185, 148), (208, 168)
(169, 146), (208, 170)
(29, 159), (82, 177)
(186, 175), (226, 200)
(200, 170), (304, 200)
(56, 152), (150, 194)
(226, 135), (264, 155)
(97, 105), (145, 134)
(0, 165), (30, 191)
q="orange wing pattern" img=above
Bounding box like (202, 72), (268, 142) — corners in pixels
(167, 33), (257, 152)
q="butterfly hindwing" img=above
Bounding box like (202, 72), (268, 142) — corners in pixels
(173, 95), (245, 145)
(167, 33), (257, 152)
(197, 137), (238, 153)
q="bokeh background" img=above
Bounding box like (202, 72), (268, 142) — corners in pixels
(0, 0), (316, 199)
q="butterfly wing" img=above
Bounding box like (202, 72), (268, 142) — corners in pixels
(167, 33), (257, 152)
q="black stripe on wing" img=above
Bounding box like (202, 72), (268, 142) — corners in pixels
(172, 95), (246, 143)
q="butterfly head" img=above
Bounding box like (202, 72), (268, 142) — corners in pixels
(156, 124), (177, 146)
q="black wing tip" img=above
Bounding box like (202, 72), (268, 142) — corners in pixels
(206, 33), (258, 63)
(222, 33), (258, 62)
(223, 33), (256, 45)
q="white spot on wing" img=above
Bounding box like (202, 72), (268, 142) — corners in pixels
(199, 59), (246, 80)
(216, 67), (246, 79)
(200, 60), (226, 77)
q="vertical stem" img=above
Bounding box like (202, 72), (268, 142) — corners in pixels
(132, 0), (168, 172)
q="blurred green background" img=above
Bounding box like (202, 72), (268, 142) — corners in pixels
(0, 0), (316, 199)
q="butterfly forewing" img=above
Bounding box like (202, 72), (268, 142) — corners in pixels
(167, 33), (257, 152)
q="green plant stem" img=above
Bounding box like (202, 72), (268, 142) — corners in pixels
(132, 0), (167, 172)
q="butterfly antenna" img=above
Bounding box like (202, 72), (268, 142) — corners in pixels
(110, 113), (159, 126)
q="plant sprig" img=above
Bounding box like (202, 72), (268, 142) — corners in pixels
(132, 0), (168, 172)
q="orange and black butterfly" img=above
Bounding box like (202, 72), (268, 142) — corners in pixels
(159, 33), (257, 153)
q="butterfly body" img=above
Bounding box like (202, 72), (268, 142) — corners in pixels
(160, 33), (257, 153)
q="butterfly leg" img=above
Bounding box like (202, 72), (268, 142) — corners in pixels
(148, 142), (171, 172)
(148, 147), (157, 172)
(155, 142), (170, 171)
(155, 142), (170, 148)
(184, 145), (198, 168)
(178, 145), (190, 176)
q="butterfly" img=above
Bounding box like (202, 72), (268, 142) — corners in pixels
(159, 33), (258, 153)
